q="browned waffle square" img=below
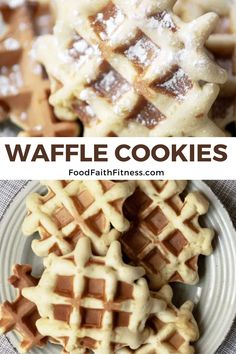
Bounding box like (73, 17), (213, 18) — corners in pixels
(22, 237), (166, 354)
(117, 285), (199, 354)
(121, 181), (214, 289)
(22, 180), (136, 257)
(0, 264), (47, 352)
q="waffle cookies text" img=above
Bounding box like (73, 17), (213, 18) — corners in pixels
(4, 143), (227, 163)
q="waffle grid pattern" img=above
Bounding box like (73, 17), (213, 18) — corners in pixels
(118, 285), (199, 354)
(22, 180), (135, 257)
(22, 237), (166, 354)
(36, 0), (227, 137)
(0, 265), (47, 353)
(121, 180), (214, 289)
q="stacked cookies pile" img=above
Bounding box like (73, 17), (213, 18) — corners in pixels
(0, 180), (215, 353)
(174, 0), (236, 135)
(0, 0), (236, 137)
(0, 0), (79, 136)
(35, 0), (228, 137)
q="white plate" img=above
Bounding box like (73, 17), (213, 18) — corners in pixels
(0, 181), (236, 354)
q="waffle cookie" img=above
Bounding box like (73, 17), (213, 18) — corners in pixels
(22, 237), (167, 354)
(175, 0), (236, 134)
(0, 264), (47, 352)
(35, 0), (227, 137)
(118, 285), (199, 354)
(22, 180), (136, 257)
(121, 180), (214, 289)
(0, 1), (79, 136)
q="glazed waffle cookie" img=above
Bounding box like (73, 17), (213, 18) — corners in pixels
(0, 1), (79, 136)
(175, 0), (236, 133)
(0, 264), (47, 352)
(118, 285), (199, 354)
(22, 237), (167, 354)
(22, 180), (136, 257)
(121, 180), (214, 289)
(35, 0), (227, 137)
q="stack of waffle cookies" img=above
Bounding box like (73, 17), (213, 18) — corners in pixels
(0, 0), (79, 136)
(0, 180), (215, 354)
(174, 0), (236, 135)
(0, 0), (236, 137)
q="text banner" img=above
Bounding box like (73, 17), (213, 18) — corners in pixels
(0, 138), (235, 180)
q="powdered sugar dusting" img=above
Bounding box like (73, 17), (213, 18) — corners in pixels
(99, 71), (117, 92)
(36, 14), (52, 36)
(3, 38), (20, 50)
(135, 114), (159, 128)
(104, 10), (124, 37)
(114, 96), (133, 115)
(85, 105), (95, 117)
(0, 65), (23, 96)
(154, 67), (193, 100)
(0, 0), (24, 8)
(72, 100), (97, 125)
(112, 81), (130, 102)
(19, 22), (29, 31)
(33, 124), (43, 132)
(160, 12), (176, 31)
(80, 89), (90, 101)
(148, 11), (177, 32)
(95, 6), (125, 40)
(32, 64), (42, 76)
(68, 34), (101, 66)
(125, 36), (160, 67)
(20, 111), (28, 121)
(129, 101), (165, 129)
(69, 36), (92, 57)
(93, 68), (130, 103)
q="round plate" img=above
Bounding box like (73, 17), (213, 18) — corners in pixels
(0, 181), (236, 354)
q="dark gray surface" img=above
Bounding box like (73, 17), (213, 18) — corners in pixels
(0, 121), (20, 137)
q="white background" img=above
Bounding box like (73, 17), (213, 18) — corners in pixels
(0, 137), (235, 180)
